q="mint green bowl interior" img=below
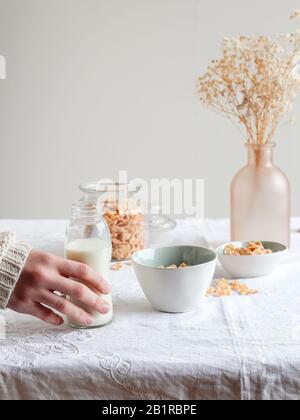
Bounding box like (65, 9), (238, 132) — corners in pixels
(132, 245), (216, 269)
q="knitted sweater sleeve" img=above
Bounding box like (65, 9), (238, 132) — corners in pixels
(0, 232), (31, 309)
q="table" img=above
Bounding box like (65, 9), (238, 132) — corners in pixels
(1, 219), (300, 400)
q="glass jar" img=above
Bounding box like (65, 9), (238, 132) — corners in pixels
(231, 143), (290, 247)
(80, 182), (148, 261)
(65, 197), (113, 329)
(146, 204), (177, 247)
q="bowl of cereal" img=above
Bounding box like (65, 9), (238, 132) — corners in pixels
(132, 245), (217, 313)
(216, 241), (287, 278)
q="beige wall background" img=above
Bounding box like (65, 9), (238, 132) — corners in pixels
(0, 0), (299, 219)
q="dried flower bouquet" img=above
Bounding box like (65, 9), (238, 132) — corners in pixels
(198, 10), (300, 144)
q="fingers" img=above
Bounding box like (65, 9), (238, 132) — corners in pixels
(51, 276), (111, 314)
(28, 303), (64, 326)
(39, 291), (96, 327)
(57, 258), (111, 295)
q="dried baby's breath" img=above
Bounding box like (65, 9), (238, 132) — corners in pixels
(198, 11), (300, 144)
(290, 10), (300, 21)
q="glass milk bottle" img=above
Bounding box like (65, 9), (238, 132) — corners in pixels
(65, 198), (113, 328)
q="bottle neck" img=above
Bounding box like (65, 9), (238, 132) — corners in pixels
(246, 144), (275, 167)
(71, 199), (101, 223)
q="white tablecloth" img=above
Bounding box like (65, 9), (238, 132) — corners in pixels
(1, 218), (300, 401)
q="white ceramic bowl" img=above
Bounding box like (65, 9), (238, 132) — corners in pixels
(132, 245), (217, 313)
(217, 241), (287, 279)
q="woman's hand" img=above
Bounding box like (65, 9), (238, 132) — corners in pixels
(7, 250), (111, 326)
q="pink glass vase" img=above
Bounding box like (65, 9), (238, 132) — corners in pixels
(231, 144), (290, 247)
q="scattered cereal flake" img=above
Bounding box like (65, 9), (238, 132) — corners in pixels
(111, 262), (123, 271)
(126, 260), (133, 267)
(206, 279), (259, 298)
(205, 288), (216, 297)
(229, 280), (259, 295)
(230, 280), (241, 291)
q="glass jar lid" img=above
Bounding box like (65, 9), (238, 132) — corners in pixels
(79, 182), (141, 195)
(147, 215), (177, 232)
(147, 205), (177, 232)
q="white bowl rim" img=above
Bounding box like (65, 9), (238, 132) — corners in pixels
(216, 240), (288, 257)
(132, 244), (217, 271)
